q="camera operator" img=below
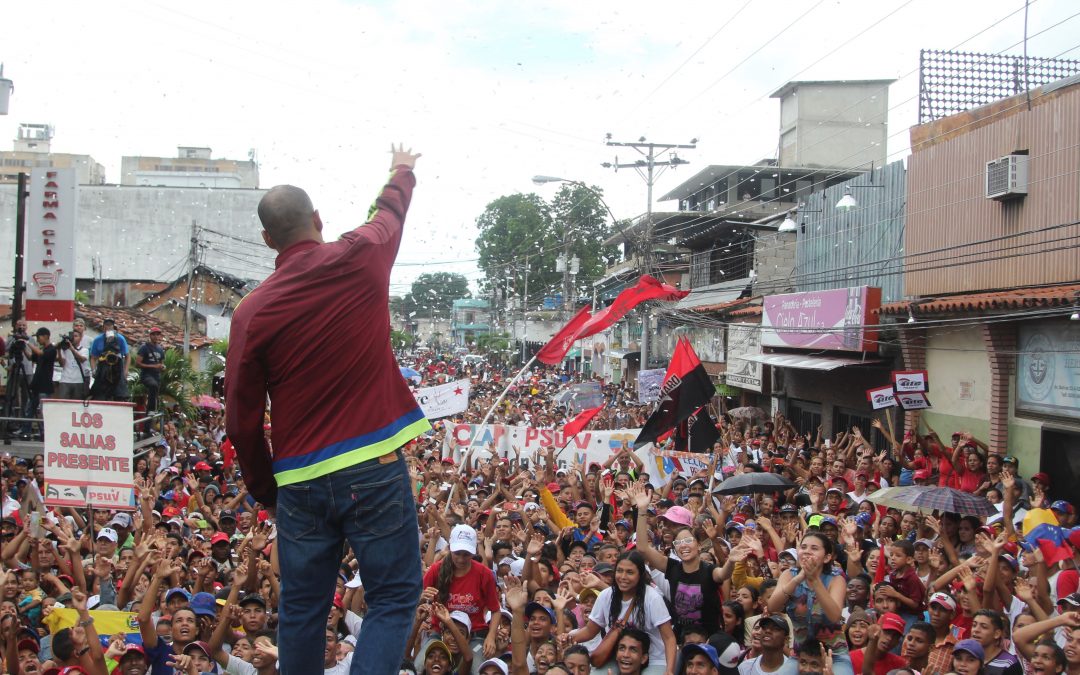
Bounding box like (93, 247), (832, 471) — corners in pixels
(21, 327), (62, 439)
(7, 319), (32, 380)
(56, 320), (90, 400)
(135, 326), (166, 412)
(89, 317), (130, 401)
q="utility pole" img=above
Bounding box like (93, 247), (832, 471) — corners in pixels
(520, 253), (529, 364)
(12, 173), (27, 327)
(182, 219), (199, 356)
(602, 135), (695, 369)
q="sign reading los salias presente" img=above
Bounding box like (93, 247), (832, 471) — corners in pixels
(43, 401), (135, 510)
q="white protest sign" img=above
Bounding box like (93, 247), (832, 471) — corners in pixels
(892, 370), (929, 393)
(43, 401), (135, 510)
(414, 378), (470, 419)
(866, 385), (897, 410)
(442, 423), (644, 471)
(896, 392), (932, 410)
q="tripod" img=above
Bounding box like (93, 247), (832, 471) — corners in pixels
(3, 345), (32, 441)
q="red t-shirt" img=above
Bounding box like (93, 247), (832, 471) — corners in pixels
(422, 559), (501, 632)
(851, 648), (908, 675)
(952, 467), (986, 493)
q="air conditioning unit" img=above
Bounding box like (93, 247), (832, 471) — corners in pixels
(985, 154), (1028, 200)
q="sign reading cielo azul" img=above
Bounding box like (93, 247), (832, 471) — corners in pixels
(24, 168), (78, 321)
(761, 286), (881, 352)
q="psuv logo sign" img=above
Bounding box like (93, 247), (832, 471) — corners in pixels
(866, 385), (897, 410)
(892, 370), (928, 393)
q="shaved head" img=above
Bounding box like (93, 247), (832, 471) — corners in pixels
(257, 185), (321, 250)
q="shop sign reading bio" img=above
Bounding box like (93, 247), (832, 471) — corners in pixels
(43, 401), (135, 510)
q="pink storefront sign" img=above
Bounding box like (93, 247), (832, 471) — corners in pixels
(761, 286), (882, 353)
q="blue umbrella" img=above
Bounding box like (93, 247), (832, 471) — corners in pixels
(399, 366), (422, 383)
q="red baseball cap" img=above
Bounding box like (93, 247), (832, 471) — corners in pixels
(333, 593), (344, 610)
(545, 482), (561, 493)
(1032, 472), (1051, 486)
(878, 612), (905, 634)
(210, 532), (230, 546)
(194, 461), (212, 471)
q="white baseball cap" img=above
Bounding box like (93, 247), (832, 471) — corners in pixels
(448, 610), (472, 636)
(449, 524), (477, 555)
(96, 527), (118, 543)
(478, 658), (509, 675)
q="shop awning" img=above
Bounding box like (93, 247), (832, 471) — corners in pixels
(564, 348), (581, 359)
(740, 353), (882, 371)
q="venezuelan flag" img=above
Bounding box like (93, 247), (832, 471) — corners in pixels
(1025, 523), (1072, 566)
(43, 608), (142, 645)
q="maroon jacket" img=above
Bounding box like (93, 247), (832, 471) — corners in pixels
(225, 167), (430, 506)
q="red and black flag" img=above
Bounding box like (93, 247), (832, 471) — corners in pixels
(672, 405), (721, 453)
(634, 337), (716, 450)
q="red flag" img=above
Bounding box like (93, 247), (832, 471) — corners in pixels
(536, 305), (593, 365)
(222, 438), (236, 469)
(574, 275), (688, 340)
(634, 337), (715, 449)
(563, 404), (604, 438)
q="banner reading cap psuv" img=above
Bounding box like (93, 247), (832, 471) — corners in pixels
(43, 400), (135, 510)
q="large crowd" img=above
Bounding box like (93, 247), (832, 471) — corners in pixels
(0, 347), (1077, 675)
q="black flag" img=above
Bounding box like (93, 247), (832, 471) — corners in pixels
(634, 337), (716, 450)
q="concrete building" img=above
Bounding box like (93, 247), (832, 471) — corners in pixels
(771, 79), (895, 169)
(136, 265), (252, 340)
(595, 79), (894, 388)
(120, 146), (259, 188)
(0, 183), (270, 305)
(450, 298), (491, 347)
(0, 123), (106, 185)
(880, 75), (1080, 486)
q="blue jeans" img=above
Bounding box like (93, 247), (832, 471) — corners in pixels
(276, 449), (421, 675)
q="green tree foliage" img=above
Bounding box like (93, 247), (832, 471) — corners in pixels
(403, 272), (470, 319)
(549, 184), (622, 299)
(475, 193), (556, 308)
(390, 329), (414, 351)
(474, 187), (619, 309)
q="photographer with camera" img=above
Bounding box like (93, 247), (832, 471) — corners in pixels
(89, 317), (130, 401)
(135, 326), (166, 413)
(20, 327), (62, 439)
(56, 319), (90, 400)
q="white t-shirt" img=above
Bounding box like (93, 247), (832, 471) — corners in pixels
(59, 342), (90, 384)
(324, 650), (353, 675)
(589, 584), (670, 666)
(225, 654), (257, 675)
(738, 654), (799, 675)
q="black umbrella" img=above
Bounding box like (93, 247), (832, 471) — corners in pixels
(712, 471), (795, 495)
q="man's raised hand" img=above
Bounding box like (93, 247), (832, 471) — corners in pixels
(390, 144), (421, 170)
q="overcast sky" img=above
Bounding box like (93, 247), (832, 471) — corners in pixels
(2, 0), (1076, 298)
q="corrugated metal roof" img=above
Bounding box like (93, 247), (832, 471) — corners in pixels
(794, 160), (906, 304)
(668, 278), (750, 311)
(877, 284), (1080, 316)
